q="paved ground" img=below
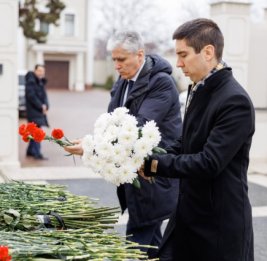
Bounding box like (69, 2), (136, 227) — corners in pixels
(18, 89), (110, 167)
(12, 89), (267, 260)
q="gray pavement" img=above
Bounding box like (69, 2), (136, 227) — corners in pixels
(18, 89), (110, 167)
(10, 89), (267, 260)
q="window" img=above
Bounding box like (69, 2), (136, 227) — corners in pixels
(40, 21), (49, 34)
(65, 14), (75, 36)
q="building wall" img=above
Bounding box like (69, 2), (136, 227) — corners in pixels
(247, 9), (267, 108)
(0, 0), (20, 171)
(210, 0), (267, 160)
(19, 0), (88, 91)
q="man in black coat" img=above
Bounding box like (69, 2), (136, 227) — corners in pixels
(140, 18), (255, 261)
(25, 64), (49, 160)
(106, 31), (182, 257)
(64, 31), (183, 258)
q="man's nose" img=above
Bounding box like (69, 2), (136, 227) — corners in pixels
(176, 59), (184, 68)
(114, 62), (121, 70)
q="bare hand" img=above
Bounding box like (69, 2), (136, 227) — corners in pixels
(64, 139), (84, 156)
(138, 163), (152, 181)
(42, 104), (48, 115)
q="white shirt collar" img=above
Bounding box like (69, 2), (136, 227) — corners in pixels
(130, 59), (146, 82)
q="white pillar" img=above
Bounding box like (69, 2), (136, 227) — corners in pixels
(210, 0), (252, 90)
(0, 0), (20, 173)
(246, 4), (267, 109)
(36, 50), (44, 65)
(75, 52), (85, 91)
(85, 0), (94, 88)
(17, 27), (26, 70)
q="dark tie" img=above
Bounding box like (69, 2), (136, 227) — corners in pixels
(127, 80), (134, 97)
(122, 80), (134, 105)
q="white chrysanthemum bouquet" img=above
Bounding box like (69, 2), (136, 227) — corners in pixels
(81, 107), (165, 187)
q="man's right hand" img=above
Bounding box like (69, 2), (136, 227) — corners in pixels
(64, 139), (84, 156)
(42, 104), (48, 114)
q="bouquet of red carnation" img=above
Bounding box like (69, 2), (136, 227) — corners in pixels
(0, 246), (11, 261)
(18, 122), (73, 147)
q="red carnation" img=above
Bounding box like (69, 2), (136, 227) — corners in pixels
(31, 128), (46, 143)
(51, 129), (64, 139)
(18, 124), (27, 136)
(22, 134), (30, 142)
(0, 246), (11, 261)
(26, 122), (38, 134)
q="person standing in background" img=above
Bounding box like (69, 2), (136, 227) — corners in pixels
(25, 64), (49, 160)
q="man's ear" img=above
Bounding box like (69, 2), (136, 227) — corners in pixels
(203, 45), (215, 62)
(137, 49), (145, 61)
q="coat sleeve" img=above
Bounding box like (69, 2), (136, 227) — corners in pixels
(25, 81), (43, 111)
(42, 85), (49, 110)
(135, 75), (179, 126)
(166, 137), (182, 154)
(145, 94), (255, 179)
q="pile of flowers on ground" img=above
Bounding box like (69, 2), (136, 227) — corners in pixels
(0, 182), (156, 260)
(82, 107), (163, 186)
(0, 181), (118, 231)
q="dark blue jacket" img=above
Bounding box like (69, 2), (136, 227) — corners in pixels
(25, 71), (49, 127)
(108, 55), (182, 228)
(145, 68), (255, 261)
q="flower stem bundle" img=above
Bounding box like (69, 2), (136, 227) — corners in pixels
(0, 182), (158, 260)
(0, 181), (118, 231)
(0, 229), (157, 260)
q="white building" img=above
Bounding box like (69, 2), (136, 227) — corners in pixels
(18, 0), (94, 91)
(0, 0), (95, 173)
(0, 0), (19, 172)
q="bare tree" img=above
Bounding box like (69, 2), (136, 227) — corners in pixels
(93, 0), (171, 55)
(177, 0), (209, 23)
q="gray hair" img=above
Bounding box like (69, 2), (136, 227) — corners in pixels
(107, 30), (145, 53)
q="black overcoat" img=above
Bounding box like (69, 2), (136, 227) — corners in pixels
(25, 71), (49, 127)
(108, 55), (182, 228)
(145, 68), (255, 261)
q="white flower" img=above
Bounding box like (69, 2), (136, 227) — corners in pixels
(85, 154), (102, 172)
(142, 121), (161, 147)
(81, 107), (162, 186)
(112, 144), (128, 165)
(118, 130), (137, 147)
(131, 154), (145, 169)
(82, 135), (94, 154)
(81, 150), (93, 168)
(95, 141), (114, 160)
(94, 112), (111, 133)
(133, 138), (153, 159)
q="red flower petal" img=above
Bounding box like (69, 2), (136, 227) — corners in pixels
(18, 124), (27, 136)
(51, 128), (64, 139)
(22, 134), (30, 142)
(0, 246), (11, 261)
(32, 128), (46, 142)
(26, 122), (38, 134)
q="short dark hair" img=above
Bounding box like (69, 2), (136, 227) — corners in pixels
(35, 64), (45, 70)
(172, 18), (224, 61)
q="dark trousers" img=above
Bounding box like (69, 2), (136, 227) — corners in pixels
(27, 139), (41, 157)
(126, 221), (163, 259)
(158, 230), (175, 261)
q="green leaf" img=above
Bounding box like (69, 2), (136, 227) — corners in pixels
(3, 213), (14, 225)
(132, 178), (141, 189)
(152, 146), (167, 154)
(7, 208), (21, 218)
